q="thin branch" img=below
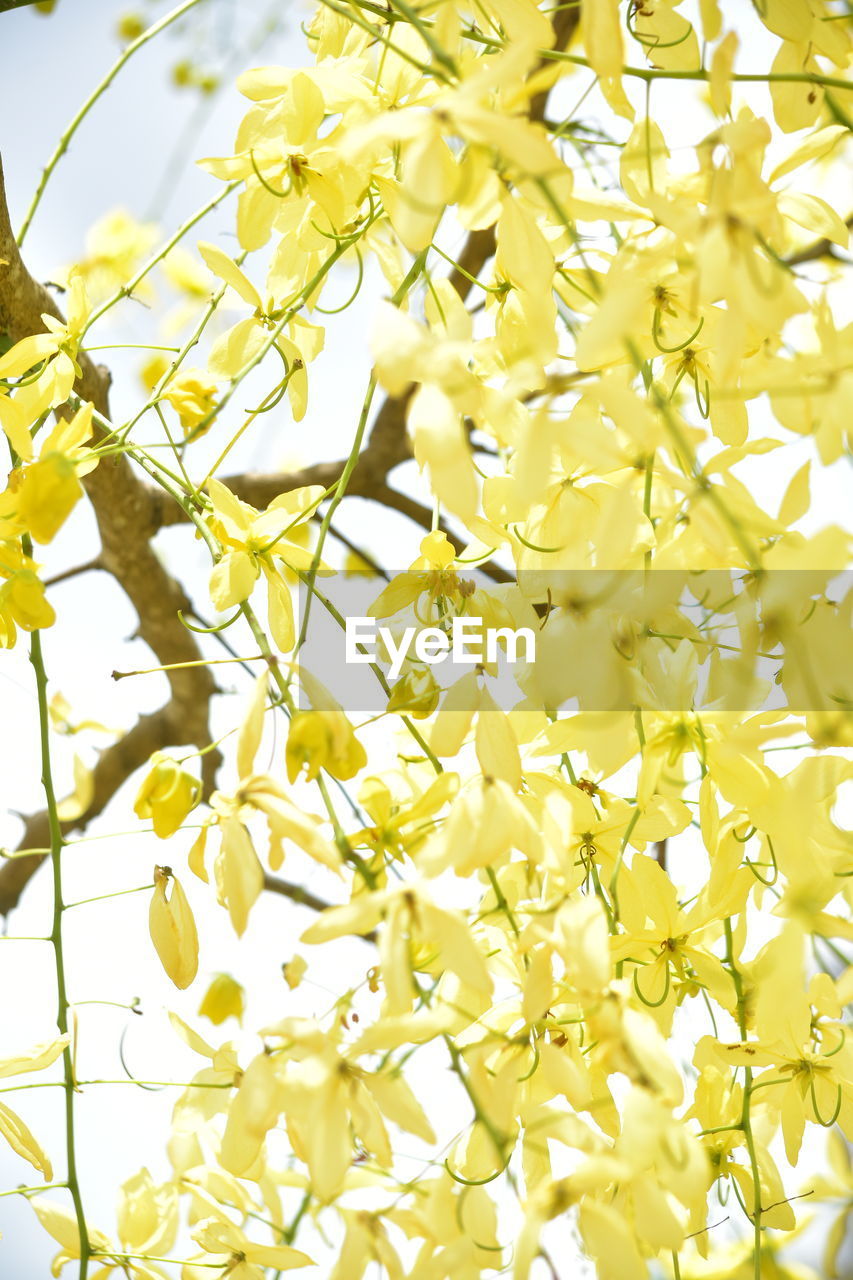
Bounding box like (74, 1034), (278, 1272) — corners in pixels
(0, 709), (181, 915)
(263, 874), (336, 917)
(319, 517), (391, 581)
(43, 557), (105, 589)
(263, 874), (377, 943)
(148, 459), (347, 528)
(0, 155), (221, 912)
(16, 0), (206, 245)
(785, 213), (852, 267)
(372, 483), (515, 584)
(0, 1), (580, 915)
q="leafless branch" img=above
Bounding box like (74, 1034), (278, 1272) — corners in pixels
(43, 556), (105, 588)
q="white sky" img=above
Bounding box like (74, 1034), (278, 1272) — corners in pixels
(0, 0), (850, 1274)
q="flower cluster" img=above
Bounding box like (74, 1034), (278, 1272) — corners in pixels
(3, 1), (852, 1279)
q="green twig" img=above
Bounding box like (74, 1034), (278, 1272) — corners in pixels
(27, 537), (90, 1278)
(17, 0), (207, 245)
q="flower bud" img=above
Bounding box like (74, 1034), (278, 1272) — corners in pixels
(198, 973), (245, 1025)
(149, 866), (198, 989)
(116, 12), (145, 41)
(282, 955), (307, 990)
(134, 753), (200, 839)
(285, 710), (366, 784)
(17, 453), (83, 544)
(386, 668), (440, 719)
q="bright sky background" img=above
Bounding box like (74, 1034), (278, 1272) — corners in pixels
(0, 0), (850, 1273)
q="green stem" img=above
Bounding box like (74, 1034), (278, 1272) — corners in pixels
(444, 1037), (509, 1167)
(643, 450), (655, 568)
(315, 0), (444, 80)
(238, 600), (377, 888)
(294, 378), (376, 656)
(17, 0), (207, 245)
(724, 917), (763, 1280)
(27, 551), (89, 1278)
(0, 1182), (68, 1198)
(1, 1078), (233, 1093)
(485, 865), (520, 939)
(300, 576), (442, 771)
(283, 1189), (312, 1245)
(82, 181), (239, 336)
(64, 883), (155, 911)
(385, 0), (457, 74)
(538, 48), (853, 94)
(295, 246), (428, 654)
(608, 807), (641, 921)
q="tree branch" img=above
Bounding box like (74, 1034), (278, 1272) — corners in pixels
(785, 213), (852, 267)
(0, 0), (49, 12)
(263, 873), (377, 943)
(0, 708), (185, 915)
(0, 4), (580, 912)
(333, 2), (582, 503)
(148, 459), (348, 528)
(0, 154), (221, 912)
(43, 556), (105, 588)
(144, 7), (581, 531)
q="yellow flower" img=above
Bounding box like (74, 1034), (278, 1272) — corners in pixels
(133, 752), (201, 838)
(0, 274), (90, 460)
(370, 295), (479, 522)
(28, 1196), (117, 1280)
(206, 476), (326, 651)
(15, 453), (82, 544)
(302, 880), (493, 1016)
(149, 865), (199, 989)
(369, 529), (460, 618)
(242, 781), (334, 878)
(197, 242), (323, 421)
(198, 973), (245, 1026)
(0, 1035), (70, 1079)
(386, 666), (440, 719)
(350, 770), (458, 863)
(283, 953), (307, 989)
(116, 12), (145, 42)
(0, 542), (56, 648)
(0, 1037), (72, 1183)
(285, 708), (366, 784)
(0, 1100), (54, 1181)
(57, 208), (157, 302)
(48, 690), (118, 737)
(419, 770), (541, 876)
(115, 1167), (178, 1261)
(159, 366), (220, 436)
(1, 400), (96, 546)
(611, 851), (742, 1015)
(225, 1017), (435, 1200)
(700, 1004), (853, 1166)
(201, 69), (360, 248)
(189, 1214), (313, 1277)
